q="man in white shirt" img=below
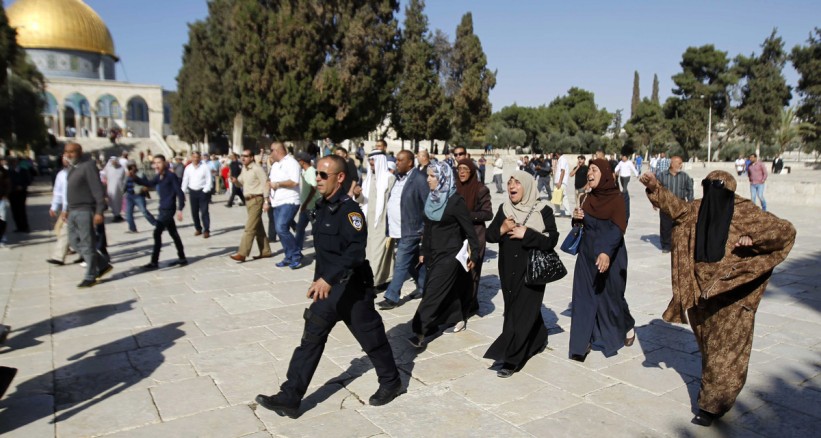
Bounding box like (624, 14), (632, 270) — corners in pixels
(553, 151), (571, 216)
(181, 151), (213, 238)
(266, 142), (302, 269)
(614, 154), (639, 192)
(492, 153), (504, 193)
(47, 157), (70, 265)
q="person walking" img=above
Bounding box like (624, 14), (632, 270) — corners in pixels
(569, 155), (588, 208)
(130, 155), (187, 270)
(123, 162), (157, 233)
(484, 170), (559, 377)
(102, 157), (126, 222)
(656, 156), (693, 253)
(64, 143), (112, 288)
(747, 154), (768, 211)
(614, 154), (639, 192)
(225, 153), (246, 207)
(255, 155), (403, 418)
(640, 170), (795, 427)
(455, 158), (493, 316)
(492, 153), (504, 194)
(267, 142), (302, 268)
(354, 149), (396, 287)
(47, 158), (70, 265)
(7, 157), (31, 233)
(553, 151), (571, 216)
(229, 149), (271, 262)
(569, 159), (635, 362)
(294, 152), (321, 252)
(181, 152), (212, 238)
(408, 162), (479, 348)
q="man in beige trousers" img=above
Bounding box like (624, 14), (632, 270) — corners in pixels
(229, 149), (272, 262)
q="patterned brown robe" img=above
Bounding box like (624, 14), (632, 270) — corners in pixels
(646, 184), (795, 415)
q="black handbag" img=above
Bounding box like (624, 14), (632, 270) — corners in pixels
(520, 205), (567, 286)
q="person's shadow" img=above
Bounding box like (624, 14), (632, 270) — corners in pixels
(0, 300), (137, 353)
(640, 234), (663, 250)
(0, 323), (186, 434)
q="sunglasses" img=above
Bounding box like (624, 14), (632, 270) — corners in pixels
(454, 152), (467, 157)
(701, 179), (725, 189)
(317, 171), (338, 180)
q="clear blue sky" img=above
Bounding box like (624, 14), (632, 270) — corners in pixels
(17, 0), (820, 115)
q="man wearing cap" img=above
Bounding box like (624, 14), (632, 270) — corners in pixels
(640, 170), (795, 427)
(229, 149), (271, 262)
(294, 152), (321, 251)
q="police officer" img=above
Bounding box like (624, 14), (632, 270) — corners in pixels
(256, 155), (403, 418)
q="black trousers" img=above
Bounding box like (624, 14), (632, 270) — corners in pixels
(281, 272), (400, 401)
(227, 185), (245, 206)
(152, 209), (185, 264)
(189, 189), (210, 233)
(9, 190), (29, 232)
(620, 176), (630, 192)
(659, 212), (673, 251)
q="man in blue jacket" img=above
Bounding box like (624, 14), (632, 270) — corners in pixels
(378, 150), (430, 310)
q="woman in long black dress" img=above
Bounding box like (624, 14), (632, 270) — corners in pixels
(485, 171), (559, 377)
(569, 158), (635, 362)
(455, 158), (493, 317)
(409, 162), (480, 348)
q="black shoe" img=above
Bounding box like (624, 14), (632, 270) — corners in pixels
(407, 334), (425, 348)
(0, 324), (10, 344)
(691, 409), (717, 427)
(96, 264), (113, 279)
(255, 393), (300, 418)
(369, 384), (404, 406)
(77, 279), (97, 288)
(377, 299), (399, 310)
(168, 259), (188, 267)
(46, 259), (64, 265)
(0, 366), (17, 399)
(497, 367), (515, 378)
(141, 262), (159, 270)
(225, 204), (233, 208)
(662, 248), (671, 254)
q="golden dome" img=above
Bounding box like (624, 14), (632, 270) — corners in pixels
(7, 0), (117, 59)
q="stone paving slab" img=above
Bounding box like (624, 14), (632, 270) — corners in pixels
(0, 177), (819, 436)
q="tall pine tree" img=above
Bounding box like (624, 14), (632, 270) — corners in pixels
(449, 12), (496, 146)
(631, 71), (640, 118)
(736, 30), (792, 156)
(391, 0), (449, 145)
(651, 74), (660, 105)
(791, 27), (821, 156)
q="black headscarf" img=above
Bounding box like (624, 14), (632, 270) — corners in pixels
(695, 171), (737, 263)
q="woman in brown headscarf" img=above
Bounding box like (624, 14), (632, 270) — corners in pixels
(455, 158), (493, 318)
(569, 159), (635, 362)
(641, 170), (795, 427)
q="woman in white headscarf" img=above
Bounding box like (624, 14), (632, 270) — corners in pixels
(355, 151), (395, 286)
(103, 157), (126, 222)
(408, 162), (479, 348)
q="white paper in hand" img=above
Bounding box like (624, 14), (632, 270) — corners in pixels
(456, 239), (470, 272)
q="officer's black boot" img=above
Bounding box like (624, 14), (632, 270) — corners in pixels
(368, 383), (404, 406)
(255, 392), (301, 418)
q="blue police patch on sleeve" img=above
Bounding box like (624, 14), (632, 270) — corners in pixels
(348, 212), (364, 231)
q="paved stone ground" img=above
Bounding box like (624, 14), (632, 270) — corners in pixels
(0, 169), (819, 437)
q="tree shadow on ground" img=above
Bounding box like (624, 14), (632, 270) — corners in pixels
(767, 249), (821, 314)
(0, 300), (138, 353)
(0, 323), (185, 434)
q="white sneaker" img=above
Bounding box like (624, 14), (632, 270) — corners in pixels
(450, 320), (467, 333)
(80, 261), (88, 268)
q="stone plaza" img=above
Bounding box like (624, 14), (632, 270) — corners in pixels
(0, 162), (819, 437)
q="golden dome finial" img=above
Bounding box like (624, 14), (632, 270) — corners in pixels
(7, 0), (117, 59)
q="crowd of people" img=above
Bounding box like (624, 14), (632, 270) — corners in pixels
(0, 140), (796, 427)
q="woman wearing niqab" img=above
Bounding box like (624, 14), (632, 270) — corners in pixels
(641, 169), (796, 427)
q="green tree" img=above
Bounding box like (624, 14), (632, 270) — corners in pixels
(0, 5), (46, 151)
(791, 27), (821, 157)
(651, 73), (660, 105)
(547, 87), (612, 136)
(624, 98), (671, 153)
(735, 30), (792, 156)
(631, 71), (640, 118)
(666, 45), (738, 158)
(391, 0), (449, 145)
(449, 12), (496, 146)
(775, 107), (814, 154)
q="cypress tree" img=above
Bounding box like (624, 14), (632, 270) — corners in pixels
(450, 12), (496, 146)
(651, 74), (660, 105)
(631, 71), (640, 118)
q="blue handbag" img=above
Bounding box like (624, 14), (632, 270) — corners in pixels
(560, 225), (583, 255)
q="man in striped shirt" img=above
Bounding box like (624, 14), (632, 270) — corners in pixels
(655, 156), (693, 253)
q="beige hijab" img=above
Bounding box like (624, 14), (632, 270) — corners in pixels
(502, 170), (547, 232)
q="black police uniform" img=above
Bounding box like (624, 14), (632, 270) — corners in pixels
(278, 191), (400, 404)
